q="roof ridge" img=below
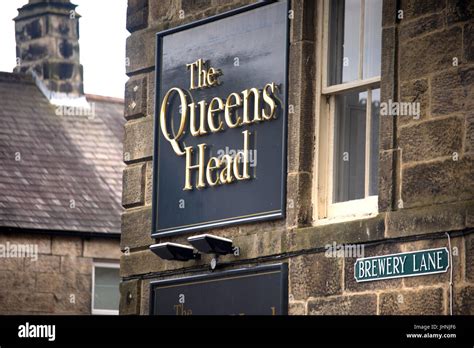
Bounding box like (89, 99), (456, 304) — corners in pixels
(0, 72), (35, 84)
(86, 94), (124, 104)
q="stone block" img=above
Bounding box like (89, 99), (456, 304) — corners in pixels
(399, 12), (444, 41)
(124, 76), (147, 119)
(464, 22), (474, 63)
(466, 232), (474, 282)
(145, 161), (153, 206)
(382, 0), (397, 27)
(120, 279), (141, 315)
(126, 29), (156, 75)
(286, 172), (312, 228)
(53, 290), (90, 314)
(468, 110), (474, 154)
(83, 238), (121, 259)
(288, 40), (315, 174)
(401, 155), (474, 208)
(0, 233), (51, 254)
(121, 249), (200, 277)
(398, 116), (463, 163)
(398, 0), (445, 21)
(289, 252), (342, 300)
(122, 163), (146, 207)
(149, 0), (180, 24)
(378, 149), (395, 212)
(36, 271), (77, 293)
(380, 27), (395, 150)
(399, 27), (462, 81)
(308, 294), (377, 315)
(51, 236), (82, 256)
(386, 201), (467, 238)
(398, 78), (429, 125)
(222, 229), (283, 261)
(288, 215), (385, 252)
(446, 0), (474, 24)
(431, 66), (474, 117)
(0, 270), (35, 291)
(24, 254), (60, 273)
(0, 257), (24, 271)
(379, 287), (444, 315)
(290, 0), (316, 43)
(0, 292), (54, 313)
(289, 301), (305, 315)
(127, 0), (149, 33)
(121, 206), (154, 250)
(140, 279), (151, 314)
(123, 118), (154, 163)
(181, 0), (212, 13)
(60, 256), (93, 275)
(454, 285), (474, 315)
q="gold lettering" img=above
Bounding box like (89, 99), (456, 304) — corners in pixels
(206, 67), (222, 86)
(186, 61), (199, 90)
(242, 87), (261, 124)
(160, 87), (187, 156)
(224, 92), (242, 128)
(189, 100), (208, 136)
(262, 82), (277, 120)
(197, 58), (207, 89)
(206, 157), (221, 186)
(183, 144), (206, 190)
(174, 303), (193, 315)
(219, 155), (234, 184)
(207, 97), (224, 132)
(233, 130), (251, 180)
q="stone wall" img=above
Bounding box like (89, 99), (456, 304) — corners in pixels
(0, 233), (120, 314)
(121, 0), (474, 315)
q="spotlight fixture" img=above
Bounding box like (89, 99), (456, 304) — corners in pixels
(187, 234), (237, 255)
(150, 243), (200, 261)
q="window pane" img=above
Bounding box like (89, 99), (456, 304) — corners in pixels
(363, 0), (382, 79)
(369, 88), (380, 196)
(94, 266), (120, 311)
(328, 0), (361, 86)
(333, 90), (367, 203)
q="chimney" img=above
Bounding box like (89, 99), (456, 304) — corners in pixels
(14, 0), (84, 101)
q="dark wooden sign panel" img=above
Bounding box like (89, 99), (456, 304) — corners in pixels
(150, 264), (288, 315)
(152, 1), (289, 237)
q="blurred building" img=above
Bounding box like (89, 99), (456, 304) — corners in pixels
(0, 0), (124, 314)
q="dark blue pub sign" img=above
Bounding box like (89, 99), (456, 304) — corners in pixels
(152, 1), (289, 237)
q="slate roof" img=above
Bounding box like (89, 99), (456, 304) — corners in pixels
(0, 72), (124, 234)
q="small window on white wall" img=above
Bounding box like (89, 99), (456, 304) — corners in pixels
(92, 262), (120, 315)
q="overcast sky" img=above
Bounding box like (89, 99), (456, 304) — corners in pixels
(0, 0), (128, 98)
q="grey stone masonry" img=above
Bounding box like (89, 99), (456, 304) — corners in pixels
(14, 0), (84, 96)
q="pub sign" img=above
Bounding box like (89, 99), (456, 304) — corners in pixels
(152, 1), (289, 237)
(150, 264), (288, 315)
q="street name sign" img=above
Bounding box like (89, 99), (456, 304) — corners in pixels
(354, 247), (449, 282)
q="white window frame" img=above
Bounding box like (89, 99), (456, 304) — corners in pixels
(92, 261), (120, 315)
(313, 0), (381, 224)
